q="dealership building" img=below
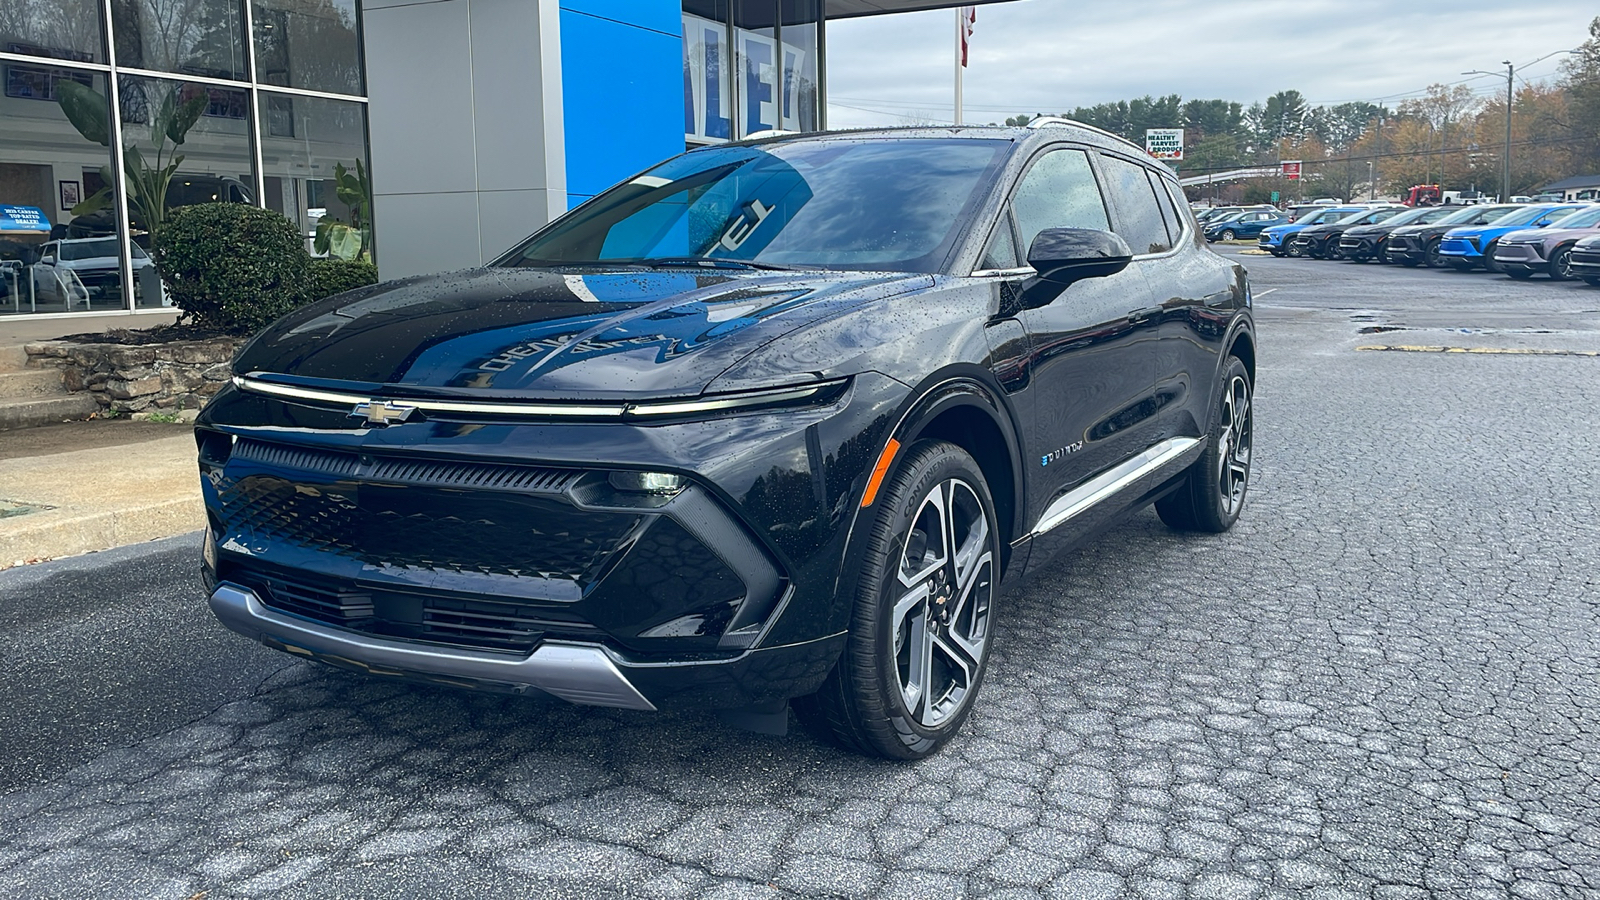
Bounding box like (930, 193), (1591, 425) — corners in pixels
(0, 0), (995, 321)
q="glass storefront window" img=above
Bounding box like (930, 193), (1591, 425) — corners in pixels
(0, 69), (126, 314)
(0, 0), (107, 64)
(683, 0), (731, 145)
(256, 92), (369, 258)
(118, 73), (255, 307)
(688, 0), (821, 142)
(110, 0), (250, 81)
(252, 0), (362, 96)
(778, 0), (818, 133)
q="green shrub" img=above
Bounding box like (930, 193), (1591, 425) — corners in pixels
(308, 257), (379, 302)
(154, 203), (310, 334)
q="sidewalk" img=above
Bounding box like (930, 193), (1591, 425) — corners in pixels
(0, 419), (200, 569)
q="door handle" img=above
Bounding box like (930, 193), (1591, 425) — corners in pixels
(1128, 306), (1163, 324)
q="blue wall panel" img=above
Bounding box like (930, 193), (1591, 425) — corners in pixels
(560, 4), (684, 207)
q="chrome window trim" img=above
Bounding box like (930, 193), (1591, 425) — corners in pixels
(969, 266), (1035, 278)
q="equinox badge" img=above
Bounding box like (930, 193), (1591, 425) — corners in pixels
(350, 400), (417, 427)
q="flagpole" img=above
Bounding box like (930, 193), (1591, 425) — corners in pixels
(954, 9), (963, 125)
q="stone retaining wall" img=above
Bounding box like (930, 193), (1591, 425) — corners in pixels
(24, 338), (240, 413)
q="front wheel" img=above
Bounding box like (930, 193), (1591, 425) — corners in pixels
(1424, 239), (1446, 268)
(1156, 357), (1252, 534)
(1549, 247), (1575, 281)
(798, 440), (1000, 759)
(1482, 241), (1502, 273)
(1220, 229), (1237, 242)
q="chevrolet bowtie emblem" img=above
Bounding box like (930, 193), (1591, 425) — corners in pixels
(350, 400), (417, 427)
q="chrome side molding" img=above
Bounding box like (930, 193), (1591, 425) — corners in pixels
(1028, 437), (1201, 538)
(208, 583), (657, 711)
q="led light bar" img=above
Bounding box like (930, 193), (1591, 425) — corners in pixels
(232, 375), (847, 420)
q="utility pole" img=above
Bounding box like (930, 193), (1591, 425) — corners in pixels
(1466, 62), (1514, 200)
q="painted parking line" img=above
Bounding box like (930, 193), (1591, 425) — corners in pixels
(1356, 345), (1600, 357)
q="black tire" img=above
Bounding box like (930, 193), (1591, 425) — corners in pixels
(1220, 229), (1236, 242)
(1506, 269), (1534, 280)
(797, 440), (1000, 759)
(1424, 238), (1445, 268)
(1286, 242), (1305, 258)
(1156, 357), (1252, 534)
(1482, 241), (1501, 273)
(1549, 246), (1575, 281)
(1327, 239), (1345, 260)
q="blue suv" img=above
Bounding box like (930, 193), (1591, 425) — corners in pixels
(1438, 204), (1588, 272)
(1258, 206), (1366, 256)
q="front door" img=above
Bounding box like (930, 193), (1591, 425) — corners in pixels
(1005, 147), (1160, 567)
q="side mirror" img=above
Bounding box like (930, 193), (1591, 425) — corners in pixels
(1026, 228), (1133, 287)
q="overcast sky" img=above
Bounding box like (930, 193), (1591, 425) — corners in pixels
(825, 0), (1598, 128)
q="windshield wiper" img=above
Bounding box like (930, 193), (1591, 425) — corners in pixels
(632, 257), (811, 272)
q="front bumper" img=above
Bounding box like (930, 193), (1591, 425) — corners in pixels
(209, 581), (844, 710)
(196, 371), (907, 709)
(1569, 247), (1600, 277)
(1492, 242), (1543, 273)
(1437, 238), (1483, 262)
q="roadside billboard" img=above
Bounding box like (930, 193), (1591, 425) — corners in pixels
(1145, 128), (1183, 161)
(1282, 160), (1303, 180)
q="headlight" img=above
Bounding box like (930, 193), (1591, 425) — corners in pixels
(609, 471), (687, 495)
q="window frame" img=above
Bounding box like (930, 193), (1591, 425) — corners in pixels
(969, 141), (1113, 277)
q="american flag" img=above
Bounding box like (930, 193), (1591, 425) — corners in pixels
(959, 6), (976, 68)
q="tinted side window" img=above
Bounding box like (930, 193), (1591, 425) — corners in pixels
(1010, 148), (1110, 257)
(1099, 154), (1173, 254)
(979, 214), (1019, 269)
(1149, 172), (1186, 243)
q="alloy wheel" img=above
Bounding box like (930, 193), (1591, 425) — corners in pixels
(1551, 248), (1574, 281)
(892, 478), (994, 729)
(1426, 239), (1444, 268)
(1221, 230), (1236, 241)
(1215, 374), (1252, 517)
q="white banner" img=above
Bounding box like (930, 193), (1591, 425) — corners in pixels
(683, 14), (807, 143)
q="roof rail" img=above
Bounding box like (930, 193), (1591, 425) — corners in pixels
(1025, 116), (1129, 146)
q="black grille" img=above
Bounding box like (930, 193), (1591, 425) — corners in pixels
(230, 563), (600, 654)
(217, 443), (638, 588)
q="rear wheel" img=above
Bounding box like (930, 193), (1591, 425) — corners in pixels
(1549, 246), (1575, 281)
(1156, 357), (1252, 534)
(798, 441), (1000, 760)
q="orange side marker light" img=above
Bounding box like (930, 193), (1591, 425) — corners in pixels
(860, 438), (901, 508)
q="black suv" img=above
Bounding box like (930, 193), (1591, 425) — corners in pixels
(1285, 206), (1408, 259)
(1386, 204), (1522, 267)
(197, 123), (1256, 759)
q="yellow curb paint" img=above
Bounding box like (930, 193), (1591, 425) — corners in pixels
(1355, 345), (1600, 357)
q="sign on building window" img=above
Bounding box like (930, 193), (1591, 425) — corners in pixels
(684, 14), (807, 143)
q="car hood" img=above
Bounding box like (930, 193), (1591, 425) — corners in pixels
(1503, 226), (1598, 244)
(233, 266), (933, 401)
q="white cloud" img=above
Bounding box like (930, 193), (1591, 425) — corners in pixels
(825, 0), (1598, 128)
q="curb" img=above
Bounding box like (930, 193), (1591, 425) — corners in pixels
(1, 497), (203, 570)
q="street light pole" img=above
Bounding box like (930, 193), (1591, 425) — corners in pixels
(1466, 63), (1515, 200)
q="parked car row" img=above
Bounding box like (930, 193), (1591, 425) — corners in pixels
(1260, 201), (1600, 284)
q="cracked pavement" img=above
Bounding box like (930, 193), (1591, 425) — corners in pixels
(1, 248), (1598, 898)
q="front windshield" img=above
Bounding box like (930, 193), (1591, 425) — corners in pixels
(501, 138), (1011, 273)
(59, 239), (117, 260)
(1490, 206), (1560, 227)
(1433, 205), (1516, 226)
(1549, 206), (1600, 228)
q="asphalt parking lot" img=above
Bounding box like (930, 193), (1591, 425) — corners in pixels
(1, 248), (1598, 899)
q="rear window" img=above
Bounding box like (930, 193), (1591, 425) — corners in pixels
(1098, 154), (1173, 254)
